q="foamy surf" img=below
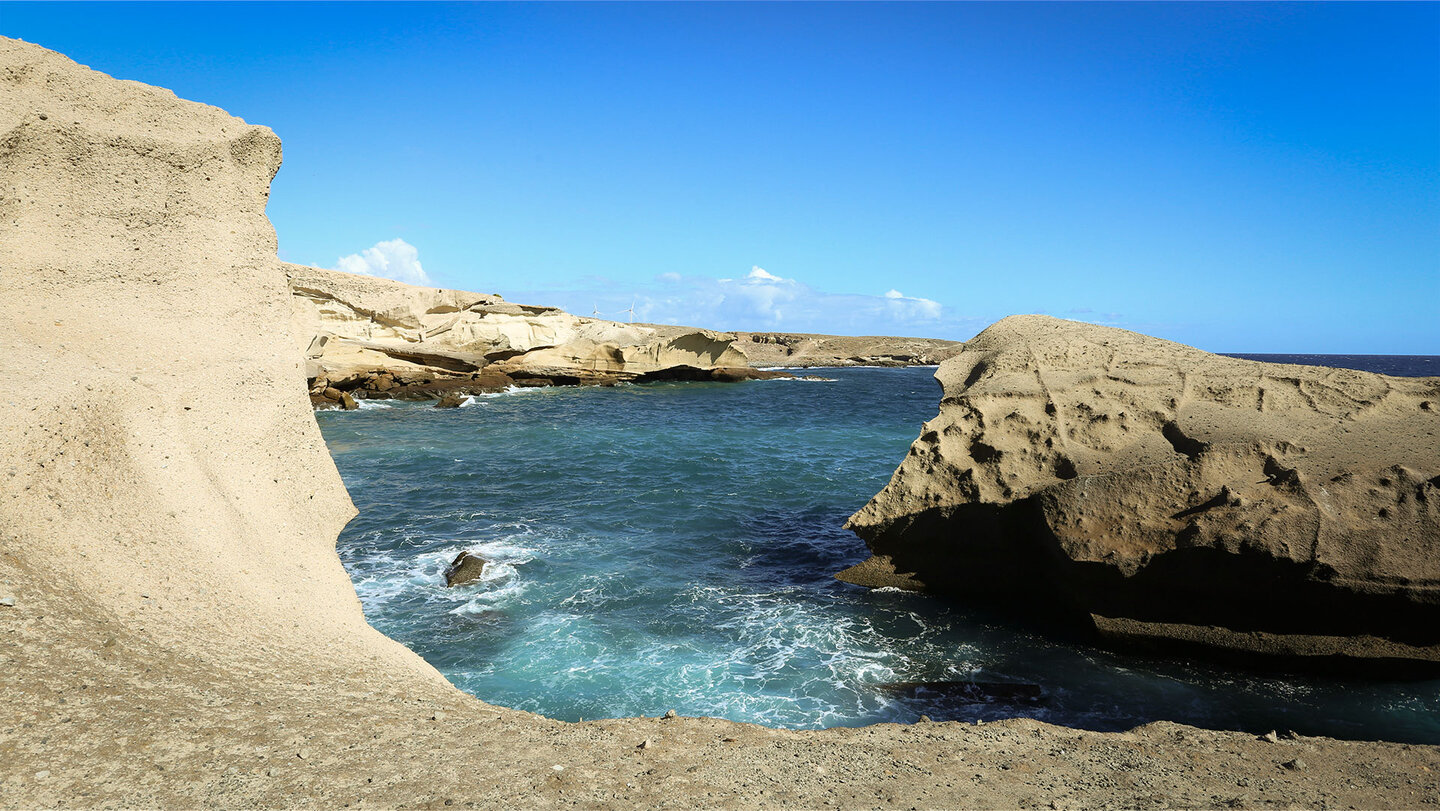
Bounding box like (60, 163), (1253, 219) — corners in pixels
(321, 365), (1440, 741)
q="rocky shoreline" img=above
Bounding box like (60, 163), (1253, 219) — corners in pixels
(289, 266), (935, 408)
(307, 364), (795, 410)
(4, 37), (1437, 809)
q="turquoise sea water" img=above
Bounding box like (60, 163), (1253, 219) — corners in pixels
(318, 365), (1440, 743)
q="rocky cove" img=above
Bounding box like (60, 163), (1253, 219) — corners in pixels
(3, 37), (1439, 810)
(288, 263), (962, 409)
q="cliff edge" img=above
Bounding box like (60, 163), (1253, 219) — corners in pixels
(843, 315), (1440, 667)
(0, 37), (455, 688)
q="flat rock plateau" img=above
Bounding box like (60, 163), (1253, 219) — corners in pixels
(2, 37), (1437, 809)
(728, 332), (964, 368)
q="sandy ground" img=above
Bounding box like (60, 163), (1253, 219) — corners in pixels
(4, 567), (1439, 810)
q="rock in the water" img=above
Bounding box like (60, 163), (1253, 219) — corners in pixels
(444, 552), (487, 587)
(339, 391), (359, 410)
(435, 393), (467, 409)
(842, 315), (1440, 668)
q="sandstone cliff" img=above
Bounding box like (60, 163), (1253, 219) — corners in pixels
(0, 37), (449, 686)
(4, 38), (1437, 808)
(732, 331), (964, 367)
(843, 315), (1440, 667)
(288, 264), (760, 399)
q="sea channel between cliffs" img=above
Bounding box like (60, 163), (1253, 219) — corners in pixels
(318, 364), (1440, 744)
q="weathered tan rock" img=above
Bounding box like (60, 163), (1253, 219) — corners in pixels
(843, 315), (1440, 666)
(287, 264), (750, 387)
(0, 37), (445, 684)
(733, 331), (964, 367)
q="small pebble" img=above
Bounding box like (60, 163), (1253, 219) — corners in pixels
(297, 749), (310, 760)
(1283, 758), (1307, 771)
(919, 715), (932, 723)
(663, 709), (677, 719)
(37, 113), (47, 120)
(637, 739), (653, 750)
(34, 770), (49, 780)
(431, 710), (447, 722)
(1262, 730), (1280, 743)
(0, 596), (14, 607)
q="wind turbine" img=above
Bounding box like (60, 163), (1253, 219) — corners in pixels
(591, 303), (602, 317)
(623, 298), (637, 323)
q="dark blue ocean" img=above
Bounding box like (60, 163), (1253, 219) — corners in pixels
(317, 356), (1440, 743)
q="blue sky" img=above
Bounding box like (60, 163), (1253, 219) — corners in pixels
(5, 2), (1437, 352)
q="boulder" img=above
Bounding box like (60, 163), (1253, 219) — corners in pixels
(444, 552), (487, 587)
(842, 315), (1440, 668)
(434, 393), (467, 409)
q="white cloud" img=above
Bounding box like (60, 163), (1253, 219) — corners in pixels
(498, 266), (975, 338)
(881, 289), (943, 320)
(334, 238), (431, 286)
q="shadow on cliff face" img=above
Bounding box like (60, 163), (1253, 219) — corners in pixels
(852, 499), (1440, 680)
(714, 506), (1440, 740)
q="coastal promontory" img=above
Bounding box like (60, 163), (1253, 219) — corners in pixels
(843, 315), (1440, 667)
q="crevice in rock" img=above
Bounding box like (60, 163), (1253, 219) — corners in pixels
(1161, 421), (1206, 460)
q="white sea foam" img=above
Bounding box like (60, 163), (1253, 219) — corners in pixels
(349, 537), (539, 616)
(471, 385), (549, 399)
(356, 399), (395, 410)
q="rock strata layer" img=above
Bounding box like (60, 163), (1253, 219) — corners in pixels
(289, 265), (781, 400)
(843, 315), (1440, 667)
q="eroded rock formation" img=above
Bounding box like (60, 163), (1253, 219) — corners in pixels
(0, 38), (446, 687)
(732, 331), (964, 367)
(288, 265), (771, 399)
(843, 315), (1440, 667)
